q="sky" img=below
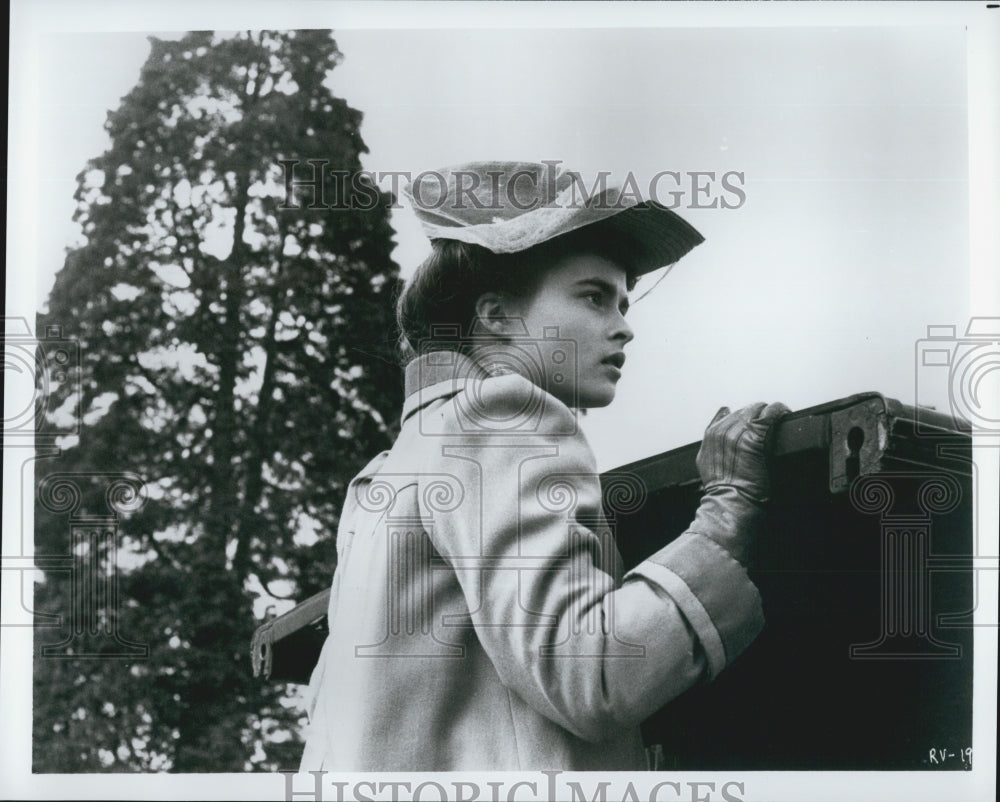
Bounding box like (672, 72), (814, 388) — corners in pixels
(28, 22), (978, 470)
(5, 2), (999, 801)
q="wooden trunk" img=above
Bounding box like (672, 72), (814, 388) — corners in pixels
(252, 392), (975, 770)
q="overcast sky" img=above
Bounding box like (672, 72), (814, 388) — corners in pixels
(31, 23), (974, 469)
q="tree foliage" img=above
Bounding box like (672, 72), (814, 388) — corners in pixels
(34, 30), (403, 772)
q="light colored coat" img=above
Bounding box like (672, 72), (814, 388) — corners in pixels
(299, 352), (764, 771)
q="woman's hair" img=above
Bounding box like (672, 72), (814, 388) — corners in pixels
(395, 226), (639, 363)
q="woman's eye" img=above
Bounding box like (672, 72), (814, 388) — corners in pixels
(585, 292), (603, 306)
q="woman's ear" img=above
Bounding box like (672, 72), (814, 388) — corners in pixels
(474, 292), (515, 338)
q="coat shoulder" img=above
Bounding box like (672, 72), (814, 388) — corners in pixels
(437, 372), (580, 438)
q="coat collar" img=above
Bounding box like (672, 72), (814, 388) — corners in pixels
(401, 351), (492, 424)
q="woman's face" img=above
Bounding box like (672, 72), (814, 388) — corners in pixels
(503, 252), (634, 408)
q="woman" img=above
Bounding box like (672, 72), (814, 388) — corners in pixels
(299, 161), (787, 771)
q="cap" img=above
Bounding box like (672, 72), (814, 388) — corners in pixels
(403, 160), (704, 275)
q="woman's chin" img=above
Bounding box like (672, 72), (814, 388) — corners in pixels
(575, 386), (616, 409)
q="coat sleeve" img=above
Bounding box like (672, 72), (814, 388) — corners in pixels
(415, 374), (764, 743)
(302, 450), (390, 725)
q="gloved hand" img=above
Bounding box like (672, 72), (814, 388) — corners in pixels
(688, 402), (790, 564)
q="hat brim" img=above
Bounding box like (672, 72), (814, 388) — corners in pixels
(581, 201), (705, 277)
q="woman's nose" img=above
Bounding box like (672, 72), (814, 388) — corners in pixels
(613, 313), (634, 345)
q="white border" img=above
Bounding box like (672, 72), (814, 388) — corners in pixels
(5, 3), (998, 801)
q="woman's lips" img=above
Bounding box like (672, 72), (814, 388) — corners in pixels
(601, 352), (626, 370)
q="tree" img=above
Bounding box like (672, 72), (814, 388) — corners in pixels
(33, 30), (403, 772)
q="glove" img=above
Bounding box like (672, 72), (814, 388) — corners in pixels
(688, 402), (790, 564)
